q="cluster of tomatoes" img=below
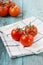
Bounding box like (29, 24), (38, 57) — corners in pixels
(0, 1), (20, 17)
(11, 24), (38, 47)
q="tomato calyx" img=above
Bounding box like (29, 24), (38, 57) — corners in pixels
(10, 5), (19, 8)
(11, 5), (15, 8)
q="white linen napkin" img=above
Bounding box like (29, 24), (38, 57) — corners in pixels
(0, 17), (43, 58)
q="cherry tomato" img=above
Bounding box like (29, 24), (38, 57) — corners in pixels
(0, 5), (9, 17)
(29, 25), (38, 37)
(20, 34), (34, 47)
(11, 28), (25, 41)
(25, 25), (38, 37)
(3, 2), (10, 8)
(3, 1), (15, 8)
(9, 1), (15, 7)
(9, 5), (20, 17)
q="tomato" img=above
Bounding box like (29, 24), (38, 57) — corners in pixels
(25, 25), (38, 37)
(3, 2), (10, 8)
(20, 34), (34, 47)
(0, 5), (9, 17)
(9, 5), (20, 17)
(0, 1), (3, 5)
(11, 28), (25, 41)
(29, 25), (38, 37)
(3, 1), (15, 8)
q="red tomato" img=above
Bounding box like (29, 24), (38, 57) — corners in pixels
(3, 2), (10, 8)
(25, 25), (38, 37)
(9, 1), (15, 7)
(9, 5), (20, 17)
(0, 1), (3, 5)
(3, 1), (15, 8)
(20, 34), (34, 47)
(29, 25), (38, 37)
(0, 5), (9, 17)
(11, 28), (25, 41)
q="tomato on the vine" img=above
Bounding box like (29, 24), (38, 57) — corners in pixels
(25, 25), (38, 37)
(11, 28), (26, 41)
(20, 34), (34, 47)
(3, 1), (15, 8)
(9, 5), (20, 17)
(0, 5), (9, 17)
(0, 1), (3, 5)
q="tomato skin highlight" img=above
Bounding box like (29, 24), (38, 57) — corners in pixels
(20, 34), (34, 47)
(9, 5), (20, 17)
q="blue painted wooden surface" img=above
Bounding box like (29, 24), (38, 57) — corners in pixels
(0, 0), (43, 65)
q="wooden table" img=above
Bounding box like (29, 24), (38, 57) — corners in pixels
(0, 0), (43, 65)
